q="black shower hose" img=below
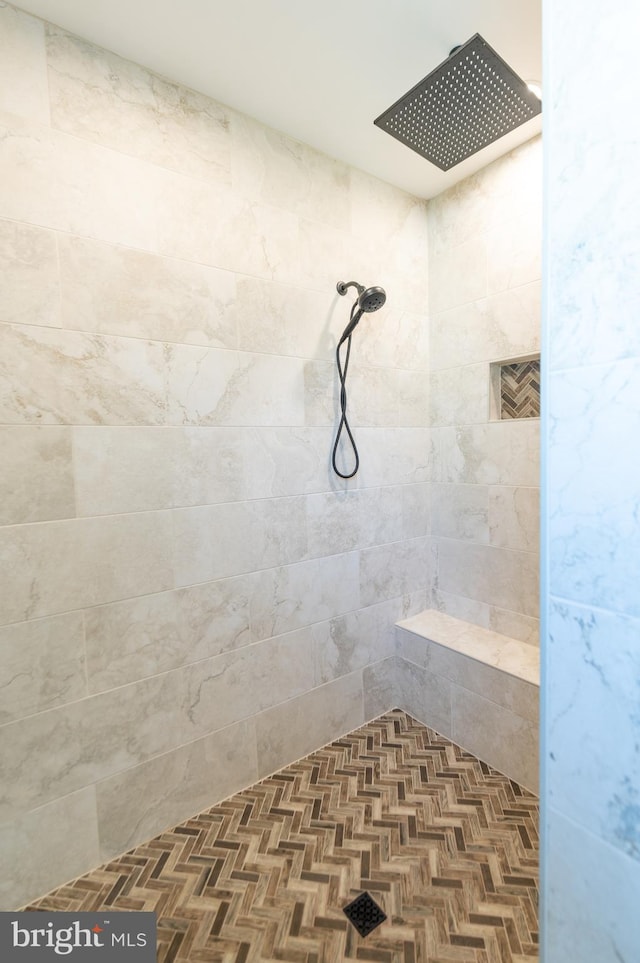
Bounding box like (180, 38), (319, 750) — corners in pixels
(331, 303), (359, 479)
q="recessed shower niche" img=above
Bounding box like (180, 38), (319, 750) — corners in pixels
(490, 355), (541, 420)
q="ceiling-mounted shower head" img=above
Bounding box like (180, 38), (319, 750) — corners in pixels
(336, 281), (387, 345)
(374, 33), (542, 171)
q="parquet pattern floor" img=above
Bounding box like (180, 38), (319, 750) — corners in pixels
(26, 710), (539, 962)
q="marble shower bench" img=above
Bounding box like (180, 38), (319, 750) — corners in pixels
(395, 610), (540, 792)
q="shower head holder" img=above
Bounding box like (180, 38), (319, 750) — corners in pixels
(337, 280), (364, 297)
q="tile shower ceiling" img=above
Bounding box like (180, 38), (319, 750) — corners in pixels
(10, 0), (542, 199)
(27, 711), (539, 962)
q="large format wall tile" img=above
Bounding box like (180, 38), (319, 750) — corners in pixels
(0, 219), (59, 328)
(0, 612), (87, 724)
(58, 234), (239, 348)
(96, 718), (258, 861)
(255, 671), (364, 778)
(436, 538), (539, 618)
(47, 26), (232, 183)
(0, 426), (75, 524)
(0, 512), (174, 625)
(0, 5), (49, 126)
(0, 788), (99, 912)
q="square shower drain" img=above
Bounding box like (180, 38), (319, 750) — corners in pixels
(342, 891), (387, 937)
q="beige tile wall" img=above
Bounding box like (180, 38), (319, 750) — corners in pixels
(427, 138), (542, 644)
(0, 5), (430, 908)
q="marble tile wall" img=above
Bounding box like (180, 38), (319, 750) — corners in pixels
(427, 137), (542, 645)
(541, 0), (640, 956)
(0, 5), (430, 909)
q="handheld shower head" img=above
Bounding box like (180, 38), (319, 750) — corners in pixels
(336, 281), (386, 344)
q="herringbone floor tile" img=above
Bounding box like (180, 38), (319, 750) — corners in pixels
(26, 710), (539, 962)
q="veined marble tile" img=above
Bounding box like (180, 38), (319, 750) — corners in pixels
(428, 236), (487, 314)
(489, 485), (540, 552)
(255, 670), (364, 778)
(47, 26), (232, 183)
(0, 787), (99, 912)
(84, 574), (257, 692)
(430, 364), (488, 427)
(235, 276), (334, 360)
(402, 483), (430, 540)
(451, 685), (538, 791)
(355, 307), (429, 372)
(305, 486), (404, 559)
(489, 606), (539, 646)
(398, 369), (429, 427)
(168, 345), (305, 427)
(0, 612), (87, 724)
(0, 426), (75, 524)
(0, 323), (169, 426)
(232, 111), (350, 230)
(0, 123), (166, 250)
(430, 281), (540, 372)
(155, 172), (300, 282)
(182, 631), (316, 738)
(430, 588), (491, 631)
(355, 428), (430, 489)
(74, 426), (245, 516)
(395, 658), (452, 738)
(486, 205), (542, 295)
(359, 537), (430, 607)
(0, 5), (49, 126)
(548, 361), (640, 617)
(243, 427), (334, 499)
(363, 657), (399, 720)
(436, 538), (539, 618)
(314, 596), (406, 685)
(547, 600), (640, 860)
(170, 497), (307, 588)
(58, 234), (238, 348)
(96, 718), (257, 861)
(431, 484), (489, 543)
(0, 219), (59, 328)
(430, 420), (540, 487)
(0, 667), (185, 820)
(248, 552), (359, 642)
(0, 511), (174, 625)
(297, 216), (362, 293)
(545, 809), (640, 963)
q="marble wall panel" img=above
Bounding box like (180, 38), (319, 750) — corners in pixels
(394, 658), (452, 738)
(402, 482), (431, 540)
(548, 361), (640, 618)
(84, 574), (258, 692)
(0, 788), (99, 912)
(430, 421), (540, 488)
(431, 587), (491, 630)
(363, 658), (400, 720)
(488, 486), (539, 552)
(0, 323), (169, 426)
(243, 427), (334, 499)
(0, 612), (87, 724)
(58, 234), (239, 347)
(47, 26), (232, 183)
(248, 552), (360, 641)
(489, 607), (539, 646)
(0, 511), (174, 625)
(0, 122), (167, 249)
(431, 484), (489, 543)
(170, 497), (308, 587)
(436, 539), (539, 618)
(235, 277), (335, 360)
(0, 426), (75, 524)
(232, 112), (350, 231)
(0, 4), (49, 126)
(96, 718), (257, 861)
(429, 365), (488, 427)
(255, 671), (364, 778)
(451, 685), (538, 791)
(0, 219), (59, 328)
(359, 537), (430, 607)
(428, 236), (487, 315)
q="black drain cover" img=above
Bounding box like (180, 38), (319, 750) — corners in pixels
(342, 891), (387, 937)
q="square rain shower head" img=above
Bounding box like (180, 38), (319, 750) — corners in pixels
(374, 33), (541, 171)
